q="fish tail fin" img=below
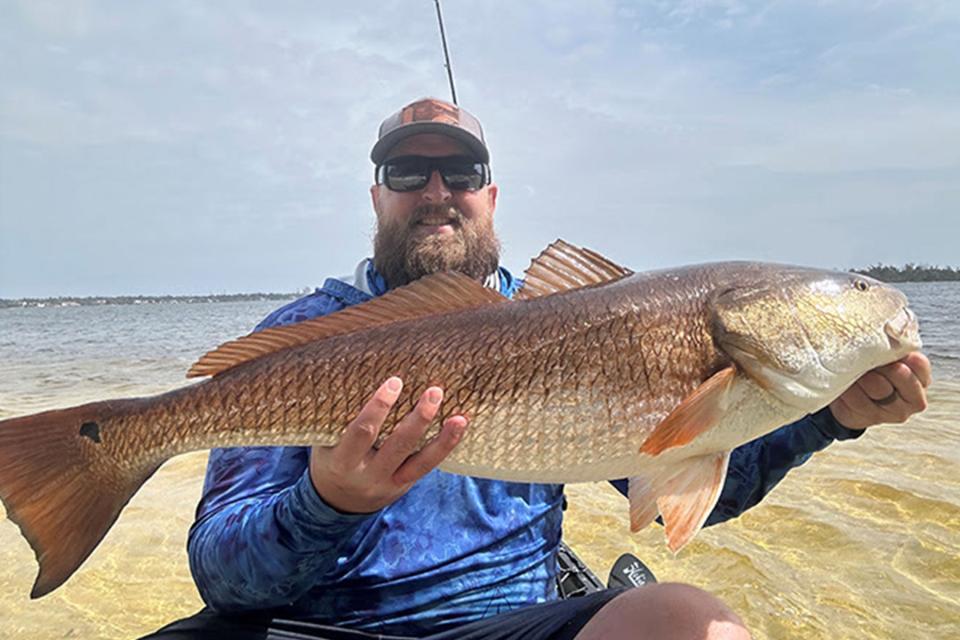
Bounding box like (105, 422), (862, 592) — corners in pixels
(0, 400), (161, 598)
(628, 451), (731, 552)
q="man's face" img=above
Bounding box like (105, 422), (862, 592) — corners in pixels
(370, 134), (500, 288)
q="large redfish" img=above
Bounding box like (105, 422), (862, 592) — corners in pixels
(0, 241), (921, 598)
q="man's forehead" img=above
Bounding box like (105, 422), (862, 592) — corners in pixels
(385, 134), (473, 159)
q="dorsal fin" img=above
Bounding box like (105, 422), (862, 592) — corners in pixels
(187, 272), (508, 378)
(514, 239), (633, 301)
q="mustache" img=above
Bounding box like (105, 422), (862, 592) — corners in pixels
(411, 204), (463, 225)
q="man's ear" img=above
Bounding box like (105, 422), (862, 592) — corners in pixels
(370, 184), (382, 219)
(487, 183), (499, 215)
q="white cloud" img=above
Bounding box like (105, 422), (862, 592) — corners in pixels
(0, 0), (957, 297)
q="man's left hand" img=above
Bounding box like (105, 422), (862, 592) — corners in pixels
(829, 352), (932, 430)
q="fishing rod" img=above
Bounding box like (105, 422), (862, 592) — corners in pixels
(433, 0), (458, 105)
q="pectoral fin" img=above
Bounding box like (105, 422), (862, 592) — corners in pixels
(639, 366), (737, 456)
(627, 451), (731, 552)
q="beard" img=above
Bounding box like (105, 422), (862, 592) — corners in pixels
(373, 204), (501, 288)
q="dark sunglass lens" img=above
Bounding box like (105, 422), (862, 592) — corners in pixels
(384, 161), (429, 192)
(440, 161), (484, 191)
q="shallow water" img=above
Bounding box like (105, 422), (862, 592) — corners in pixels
(1, 286), (958, 639)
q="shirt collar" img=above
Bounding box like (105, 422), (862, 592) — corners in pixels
(357, 259), (518, 299)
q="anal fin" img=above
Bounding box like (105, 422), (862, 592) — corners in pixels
(627, 475), (661, 533)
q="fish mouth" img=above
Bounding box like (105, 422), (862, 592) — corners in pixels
(884, 306), (922, 352)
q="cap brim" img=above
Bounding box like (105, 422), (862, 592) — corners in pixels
(371, 122), (489, 164)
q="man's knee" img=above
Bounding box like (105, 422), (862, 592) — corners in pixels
(575, 583), (751, 640)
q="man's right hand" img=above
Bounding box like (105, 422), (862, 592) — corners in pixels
(309, 376), (468, 514)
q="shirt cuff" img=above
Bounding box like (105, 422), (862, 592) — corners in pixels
(808, 407), (865, 442)
(288, 468), (381, 530)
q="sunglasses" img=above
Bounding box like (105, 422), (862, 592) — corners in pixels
(375, 155), (490, 192)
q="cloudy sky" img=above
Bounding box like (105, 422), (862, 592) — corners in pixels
(1, 0), (958, 298)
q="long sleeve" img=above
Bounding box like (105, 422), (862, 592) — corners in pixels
(186, 290), (378, 611)
(609, 408), (864, 525)
(187, 446), (378, 610)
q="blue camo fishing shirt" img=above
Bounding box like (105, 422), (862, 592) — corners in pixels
(188, 260), (864, 635)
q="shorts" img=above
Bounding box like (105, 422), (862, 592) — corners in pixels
(140, 589), (626, 640)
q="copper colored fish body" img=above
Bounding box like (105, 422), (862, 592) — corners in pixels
(0, 241), (921, 598)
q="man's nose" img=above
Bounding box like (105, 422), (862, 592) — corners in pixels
(421, 170), (452, 203)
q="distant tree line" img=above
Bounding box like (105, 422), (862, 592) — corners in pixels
(852, 263), (960, 283)
(0, 292), (300, 309)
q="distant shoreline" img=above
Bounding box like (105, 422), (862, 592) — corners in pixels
(851, 265), (960, 283)
(0, 293), (301, 309)
(4, 264), (959, 308)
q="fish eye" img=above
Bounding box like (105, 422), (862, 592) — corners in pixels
(853, 279), (870, 292)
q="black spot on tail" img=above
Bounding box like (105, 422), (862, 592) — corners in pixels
(79, 422), (101, 443)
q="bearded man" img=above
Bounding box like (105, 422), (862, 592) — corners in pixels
(144, 98), (930, 640)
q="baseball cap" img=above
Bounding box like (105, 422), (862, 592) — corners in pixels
(370, 97), (490, 165)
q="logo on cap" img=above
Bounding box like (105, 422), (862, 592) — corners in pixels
(400, 99), (461, 126)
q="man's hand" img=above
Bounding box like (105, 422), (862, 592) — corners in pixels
(309, 376), (468, 514)
(829, 352), (932, 430)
